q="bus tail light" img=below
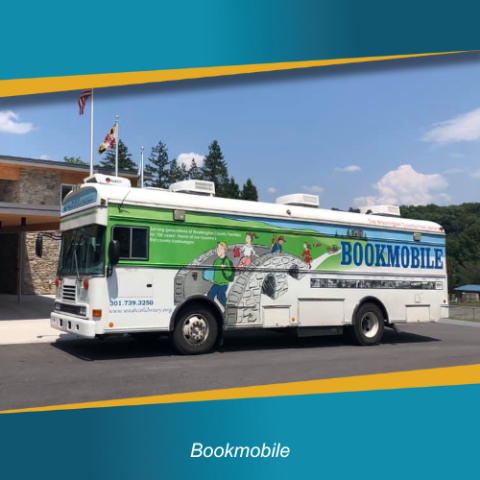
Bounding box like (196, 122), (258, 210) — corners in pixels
(92, 309), (102, 318)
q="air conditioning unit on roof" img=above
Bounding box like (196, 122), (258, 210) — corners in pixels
(84, 174), (131, 187)
(359, 204), (401, 217)
(169, 180), (216, 196)
(275, 193), (319, 208)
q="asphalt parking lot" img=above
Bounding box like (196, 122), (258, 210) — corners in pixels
(1, 321), (480, 411)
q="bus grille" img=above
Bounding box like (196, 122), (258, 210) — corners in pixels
(62, 285), (76, 302)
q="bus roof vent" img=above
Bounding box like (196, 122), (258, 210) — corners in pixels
(359, 204), (401, 217)
(84, 174), (131, 187)
(275, 193), (319, 208)
(169, 179), (216, 196)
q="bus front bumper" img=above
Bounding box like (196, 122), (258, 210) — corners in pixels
(51, 312), (96, 338)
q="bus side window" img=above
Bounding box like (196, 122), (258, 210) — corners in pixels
(132, 228), (148, 259)
(112, 226), (149, 260)
(113, 227), (131, 258)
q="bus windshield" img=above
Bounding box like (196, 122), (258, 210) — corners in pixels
(58, 225), (106, 276)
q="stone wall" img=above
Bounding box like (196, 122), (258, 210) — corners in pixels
(23, 231), (60, 295)
(0, 180), (19, 203)
(0, 169), (61, 205)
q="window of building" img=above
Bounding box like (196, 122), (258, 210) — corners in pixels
(61, 184), (75, 201)
(112, 226), (149, 260)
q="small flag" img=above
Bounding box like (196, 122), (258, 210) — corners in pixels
(78, 89), (92, 115)
(98, 125), (117, 154)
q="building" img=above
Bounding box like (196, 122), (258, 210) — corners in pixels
(453, 285), (480, 303)
(0, 155), (140, 296)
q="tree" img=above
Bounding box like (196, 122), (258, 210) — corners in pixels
(223, 177), (241, 199)
(188, 159), (202, 180)
(201, 140), (229, 196)
(100, 139), (137, 172)
(167, 159), (189, 185)
(63, 156), (87, 165)
(145, 141), (170, 188)
(241, 178), (259, 201)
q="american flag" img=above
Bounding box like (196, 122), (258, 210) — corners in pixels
(78, 89), (92, 115)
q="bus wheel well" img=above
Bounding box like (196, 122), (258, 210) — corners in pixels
(170, 296), (224, 333)
(354, 297), (390, 324)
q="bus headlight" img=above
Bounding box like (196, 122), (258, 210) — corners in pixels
(55, 303), (61, 311)
(435, 282), (443, 290)
(79, 307), (87, 316)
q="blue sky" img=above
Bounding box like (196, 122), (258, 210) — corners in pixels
(1, 52), (480, 210)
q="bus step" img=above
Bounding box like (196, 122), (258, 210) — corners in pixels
(295, 326), (344, 338)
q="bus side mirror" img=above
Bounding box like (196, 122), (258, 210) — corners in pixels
(35, 235), (43, 258)
(108, 240), (121, 266)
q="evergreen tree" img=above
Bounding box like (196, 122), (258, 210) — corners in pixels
(145, 141), (170, 188)
(201, 140), (229, 196)
(100, 139), (137, 171)
(180, 162), (189, 181)
(167, 159), (189, 185)
(188, 158), (202, 179)
(241, 178), (259, 201)
(63, 156), (87, 165)
(224, 177), (241, 199)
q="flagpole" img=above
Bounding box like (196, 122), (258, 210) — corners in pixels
(89, 88), (94, 176)
(140, 145), (144, 188)
(115, 115), (119, 177)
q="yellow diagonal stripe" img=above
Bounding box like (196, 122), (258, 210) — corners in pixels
(0, 52), (470, 98)
(2, 362), (480, 414)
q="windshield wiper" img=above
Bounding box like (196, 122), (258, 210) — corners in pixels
(72, 245), (81, 282)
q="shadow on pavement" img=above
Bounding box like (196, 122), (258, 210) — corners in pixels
(52, 327), (440, 362)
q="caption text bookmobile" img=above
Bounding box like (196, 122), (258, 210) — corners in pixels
(191, 443), (290, 458)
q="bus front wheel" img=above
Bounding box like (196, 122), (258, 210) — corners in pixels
(348, 303), (384, 346)
(172, 308), (218, 355)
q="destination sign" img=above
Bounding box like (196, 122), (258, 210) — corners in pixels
(61, 188), (98, 214)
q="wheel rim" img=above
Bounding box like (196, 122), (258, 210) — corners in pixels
(182, 314), (209, 346)
(360, 311), (380, 338)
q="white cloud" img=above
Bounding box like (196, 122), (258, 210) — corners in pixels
(437, 193), (453, 203)
(471, 169), (480, 179)
(449, 152), (465, 159)
(40, 154), (49, 160)
(267, 187), (277, 194)
(0, 110), (34, 134)
(422, 108), (480, 145)
(302, 185), (324, 194)
(177, 152), (205, 168)
(353, 164), (449, 207)
(335, 165), (361, 173)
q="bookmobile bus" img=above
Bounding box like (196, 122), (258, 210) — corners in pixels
(37, 174), (449, 355)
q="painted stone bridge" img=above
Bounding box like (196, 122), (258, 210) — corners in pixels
(174, 245), (310, 326)
(224, 253), (309, 326)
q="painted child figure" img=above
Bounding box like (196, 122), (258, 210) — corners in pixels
(237, 233), (259, 269)
(302, 241), (312, 269)
(207, 242), (235, 308)
(272, 236), (286, 255)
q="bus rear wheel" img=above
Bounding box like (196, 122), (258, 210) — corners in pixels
(172, 308), (218, 355)
(349, 303), (384, 346)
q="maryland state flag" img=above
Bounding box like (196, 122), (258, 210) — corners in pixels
(98, 125), (117, 154)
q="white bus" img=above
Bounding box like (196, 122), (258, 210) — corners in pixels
(38, 174), (449, 354)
